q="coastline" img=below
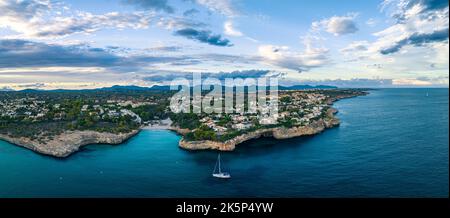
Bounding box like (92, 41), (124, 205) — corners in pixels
(174, 91), (366, 151)
(176, 108), (340, 151)
(0, 130), (140, 158)
(0, 90), (368, 157)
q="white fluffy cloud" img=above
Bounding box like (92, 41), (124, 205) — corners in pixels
(0, 0), (228, 46)
(194, 0), (238, 17)
(121, 0), (174, 13)
(35, 11), (157, 38)
(223, 20), (243, 37)
(0, 0), (50, 35)
(258, 44), (329, 72)
(374, 0), (449, 55)
(340, 41), (369, 53)
(0, 0), (159, 38)
(340, 0), (448, 77)
(312, 14), (359, 36)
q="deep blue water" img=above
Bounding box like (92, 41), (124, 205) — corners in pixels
(0, 89), (448, 197)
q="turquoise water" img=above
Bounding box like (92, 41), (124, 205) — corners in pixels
(0, 89), (448, 197)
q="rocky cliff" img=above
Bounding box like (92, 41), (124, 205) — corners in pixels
(0, 130), (140, 157)
(178, 108), (341, 151)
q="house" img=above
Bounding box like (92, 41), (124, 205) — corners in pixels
(81, 105), (89, 111)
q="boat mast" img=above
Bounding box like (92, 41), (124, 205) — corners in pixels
(218, 154), (221, 173)
(213, 155), (218, 174)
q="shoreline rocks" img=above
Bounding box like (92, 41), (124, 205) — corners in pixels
(175, 90), (367, 151)
(0, 91), (367, 157)
(0, 130), (140, 158)
(177, 114), (340, 151)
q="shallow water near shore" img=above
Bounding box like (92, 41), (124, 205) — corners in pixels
(0, 88), (448, 197)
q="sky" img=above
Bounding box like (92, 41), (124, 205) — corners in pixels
(0, 0), (448, 90)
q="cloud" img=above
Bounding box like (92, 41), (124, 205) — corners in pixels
(0, 39), (186, 68)
(142, 70), (279, 83)
(380, 28), (449, 54)
(375, 0), (449, 55)
(312, 14), (359, 36)
(183, 8), (199, 17)
(392, 76), (449, 86)
(0, 0), (159, 38)
(156, 16), (207, 30)
(382, 0), (449, 21)
(0, 39), (120, 68)
(0, 0), (232, 48)
(0, 0), (210, 41)
(0, 0), (50, 20)
(291, 78), (394, 88)
(0, 0), (51, 35)
(341, 0), (448, 58)
(0, 39), (268, 77)
(287, 77), (447, 88)
(121, 0), (174, 13)
(174, 28), (233, 46)
(224, 20), (243, 37)
(212, 70), (282, 80)
(0, 86), (14, 91)
(366, 18), (378, 27)
(146, 45), (183, 52)
(340, 41), (369, 53)
(35, 11), (156, 38)
(193, 0), (238, 17)
(258, 44), (329, 72)
(16, 83), (46, 89)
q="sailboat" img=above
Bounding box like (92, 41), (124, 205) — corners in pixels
(212, 153), (231, 179)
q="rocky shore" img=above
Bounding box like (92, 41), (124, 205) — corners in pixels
(0, 90), (367, 157)
(0, 130), (140, 158)
(176, 91), (366, 151)
(177, 109), (340, 151)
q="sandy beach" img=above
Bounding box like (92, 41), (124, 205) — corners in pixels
(141, 118), (173, 130)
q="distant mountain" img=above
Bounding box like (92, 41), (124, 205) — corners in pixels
(98, 85), (153, 91)
(278, 85), (337, 90)
(12, 85), (156, 93)
(6, 84), (337, 93)
(148, 85), (172, 91)
(0, 87), (14, 92)
(151, 84), (338, 90)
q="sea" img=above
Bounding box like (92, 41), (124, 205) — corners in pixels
(0, 88), (448, 197)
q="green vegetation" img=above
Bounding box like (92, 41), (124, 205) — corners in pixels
(0, 89), (174, 140)
(131, 104), (168, 121)
(185, 125), (217, 141)
(169, 112), (200, 130)
(0, 88), (367, 143)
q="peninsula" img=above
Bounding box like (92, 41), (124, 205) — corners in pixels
(0, 87), (368, 157)
(173, 89), (367, 151)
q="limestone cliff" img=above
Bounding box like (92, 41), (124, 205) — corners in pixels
(0, 130), (139, 157)
(177, 108), (341, 151)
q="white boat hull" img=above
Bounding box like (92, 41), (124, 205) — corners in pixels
(212, 173), (231, 179)
(212, 154), (231, 178)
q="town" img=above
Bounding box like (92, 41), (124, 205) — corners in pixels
(0, 88), (367, 144)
